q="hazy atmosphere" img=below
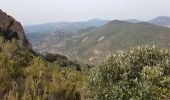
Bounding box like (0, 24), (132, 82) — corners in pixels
(1, 0), (170, 99)
(0, 0), (170, 25)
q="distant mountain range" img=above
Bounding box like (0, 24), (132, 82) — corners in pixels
(24, 17), (170, 63)
(24, 19), (109, 43)
(149, 16), (170, 27)
(32, 20), (170, 63)
(126, 16), (170, 27)
(24, 16), (170, 36)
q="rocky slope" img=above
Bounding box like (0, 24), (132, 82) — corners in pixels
(0, 10), (31, 49)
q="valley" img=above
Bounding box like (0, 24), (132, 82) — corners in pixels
(1, 0), (170, 99)
(25, 17), (170, 64)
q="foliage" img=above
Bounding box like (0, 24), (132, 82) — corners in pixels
(1, 29), (18, 41)
(45, 53), (92, 71)
(88, 46), (170, 100)
(0, 37), (26, 99)
(0, 37), (89, 100)
(45, 53), (68, 62)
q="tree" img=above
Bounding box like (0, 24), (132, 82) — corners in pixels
(88, 46), (170, 100)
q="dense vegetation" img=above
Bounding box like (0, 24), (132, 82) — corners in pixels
(0, 36), (90, 100)
(88, 46), (170, 99)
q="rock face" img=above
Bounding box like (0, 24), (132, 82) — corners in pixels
(0, 9), (31, 49)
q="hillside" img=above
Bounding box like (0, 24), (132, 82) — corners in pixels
(35, 20), (170, 63)
(24, 19), (109, 43)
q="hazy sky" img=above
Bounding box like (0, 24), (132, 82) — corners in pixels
(0, 0), (170, 25)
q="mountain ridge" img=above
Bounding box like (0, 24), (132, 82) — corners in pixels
(24, 19), (109, 43)
(0, 9), (32, 49)
(35, 20), (170, 63)
(149, 16), (170, 26)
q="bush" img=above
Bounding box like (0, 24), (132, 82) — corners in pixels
(88, 46), (170, 100)
(45, 53), (68, 62)
(0, 37), (85, 100)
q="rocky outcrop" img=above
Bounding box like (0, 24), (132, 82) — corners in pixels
(0, 9), (31, 49)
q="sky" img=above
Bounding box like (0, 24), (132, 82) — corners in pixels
(0, 0), (170, 25)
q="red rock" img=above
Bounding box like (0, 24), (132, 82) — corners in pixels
(0, 9), (32, 49)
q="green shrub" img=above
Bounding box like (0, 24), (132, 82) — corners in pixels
(0, 37), (85, 100)
(45, 53), (68, 62)
(88, 46), (170, 100)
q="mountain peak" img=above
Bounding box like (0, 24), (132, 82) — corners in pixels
(107, 20), (132, 25)
(0, 10), (32, 49)
(88, 18), (101, 21)
(111, 20), (125, 23)
(87, 18), (107, 22)
(126, 19), (140, 23)
(155, 16), (170, 19)
(149, 16), (170, 26)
